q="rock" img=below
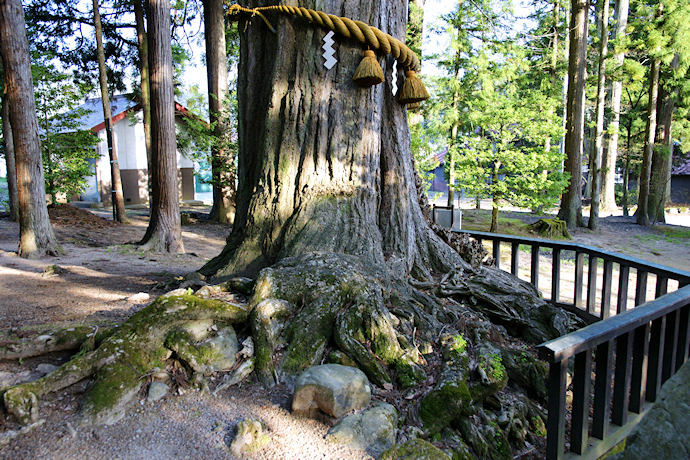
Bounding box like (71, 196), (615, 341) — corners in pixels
(147, 382), (169, 401)
(203, 327), (239, 371)
(223, 277), (255, 295)
(160, 288), (190, 299)
(127, 292), (150, 303)
(229, 419), (270, 456)
(194, 284), (225, 299)
(325, 402), (397, 456)
(35, 363), (58, 377)
(42, 265), (66, 277)
(610, 361), (690, 460)
(292, 364), (371, 418)
(181, 320), (215, 342)
(379, 438), (452, 460)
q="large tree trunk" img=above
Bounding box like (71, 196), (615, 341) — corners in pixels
(558, 0), (589, 229)
(0, 0), (62, 257)
(139, 0), (184, 253)
(204, 0), (236, 224)
(589, 0), (609, 230)
(201, 0), (459, 280)
(648, 76), (675, 224)
(601, 0), (629, 212)
(4, 2), (572, 443)
(1, 84), (19, 221)
(636, 56), (660, 227)
(133, 0), (153, 203)
(93, 0), (128, 223)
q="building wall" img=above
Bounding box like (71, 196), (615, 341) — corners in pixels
(87, 112), (196, 204)
(671, 176), (690, 205)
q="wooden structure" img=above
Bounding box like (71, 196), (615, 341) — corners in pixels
(459, 229), (690, 459)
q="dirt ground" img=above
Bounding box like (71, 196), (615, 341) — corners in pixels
(0, 203), (688, 459)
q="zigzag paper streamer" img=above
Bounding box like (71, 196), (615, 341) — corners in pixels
(391, 60), (398, 95)
(322, 31), (337, 69)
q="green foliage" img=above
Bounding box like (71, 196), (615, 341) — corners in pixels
(410, 123), (439, 193)
(177, 85), (238, 192)
(33, 62), (99, 203)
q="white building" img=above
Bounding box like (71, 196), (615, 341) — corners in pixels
(74, 95), (201, 205)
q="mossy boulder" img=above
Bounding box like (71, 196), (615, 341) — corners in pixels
(229, 419), (270, 456)
(325, 402), (397, 456)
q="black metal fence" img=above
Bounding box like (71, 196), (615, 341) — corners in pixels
(457, 230), (690, 459)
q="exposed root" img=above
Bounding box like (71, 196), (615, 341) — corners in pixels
(3, 292), (249, 426)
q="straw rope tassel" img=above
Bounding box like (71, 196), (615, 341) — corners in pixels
(227, 4), (430, 104)
(353, 49), (384, 87)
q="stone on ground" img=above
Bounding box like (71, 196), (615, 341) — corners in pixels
(325, 402), (397, 455)
(146, 382), (169, 402)
(292, 364), (371, 418)
(229, 419), (270, 456)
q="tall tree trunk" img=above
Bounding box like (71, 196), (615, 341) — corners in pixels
(490, 161), (500, 233)
(92, 0), (128, 223)
(558, 0), (589, 229)
(589, 0), (609, 230)
(0, 0), (62, 257)
(133, 0), (153, 203)
(637, 57), (661, 227)
(201, 0), (460, 280)
(648, 75), (675, 224)
(1, 84), (19, 221)
(204, 0), (235, 224)
(139, 0), (184, 253)
(601, 0), (629, 211)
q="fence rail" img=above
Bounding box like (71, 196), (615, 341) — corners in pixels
(457, 229), (690, 459)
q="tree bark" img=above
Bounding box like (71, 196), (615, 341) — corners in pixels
(0, 0), (62, 257)
(201, 0), (460, 280)
(601, 0), (629, 212)
(133, 0), (153, 203)
(92, 0), (128, 223)
(637, 56), (660, 227)
(589, 0), (609, 230)
(648, 75), (674, 224)
(558, 0), (588, 229)
(139, 0), (184, 253)
(1, 85), (19, 221)
(204, 0), (235, 224)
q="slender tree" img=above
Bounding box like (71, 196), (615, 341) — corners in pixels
(139, 0), (184, 253)
(92, 0), (128, 223)
(601, 0), (629, 211)
(133, 0), (153, 197)
(557, 0), (589, 229)
(589, 0), (609, 230)
(0, 0), (62, 257)
(636, 2), (664, 227)
(204, 0), (235, 224)
(1, 76), (19, 221)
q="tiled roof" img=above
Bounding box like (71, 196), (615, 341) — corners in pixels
(69, 94), (139, 132)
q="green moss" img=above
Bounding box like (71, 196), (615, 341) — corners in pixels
(396, 360), (426, 389)
(531, 416), (546, 438)
(419, 380), (473, 434)
(380, 438), (452, 460)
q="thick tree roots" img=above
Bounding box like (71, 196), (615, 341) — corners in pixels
(2, 293), (249, 426)
(2, 251), (571, 457)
